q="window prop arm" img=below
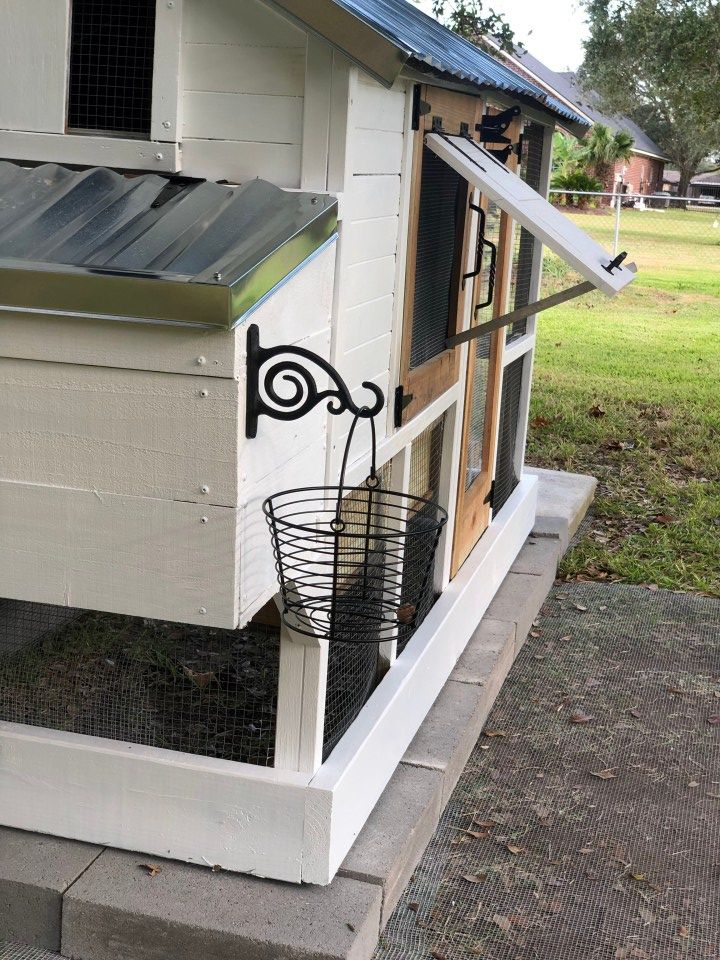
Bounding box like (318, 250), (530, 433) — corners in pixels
(445, 280), (596, 348)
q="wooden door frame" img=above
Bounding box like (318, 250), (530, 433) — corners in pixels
(398, 85), (484, 425)
(451, 113), (522, 575)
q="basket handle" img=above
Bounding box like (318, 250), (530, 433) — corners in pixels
(331, 408), (378, 532)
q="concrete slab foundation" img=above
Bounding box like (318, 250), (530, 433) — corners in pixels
(0, 468), (594, 960)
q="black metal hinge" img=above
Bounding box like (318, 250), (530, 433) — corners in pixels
(394, 385), (414, 428)
(484, 480), (496, 508)
(411, 84), (431, 130)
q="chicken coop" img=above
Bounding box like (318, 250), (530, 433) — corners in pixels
(0, 0), (635, 884)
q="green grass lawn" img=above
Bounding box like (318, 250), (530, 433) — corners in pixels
(527, 207), (720, 595)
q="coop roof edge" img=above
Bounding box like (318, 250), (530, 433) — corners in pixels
(265, 0), (589, 131)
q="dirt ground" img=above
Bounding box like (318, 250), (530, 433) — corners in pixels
(377, 582), (720, 960)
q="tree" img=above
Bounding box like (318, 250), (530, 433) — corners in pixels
(552, 131), (586, 178)
(580, 123), (634, 186)
(426, 1), (516, 52)
(580, 0), (720, 197)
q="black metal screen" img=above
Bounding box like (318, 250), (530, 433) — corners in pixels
(493, 356), (525, 513)
(67, 0), (157, 137)
(410, 147), (466, 369)
(0, 599), (280, 766)
(397, 415), (446, 654)
(508, 122), (546, 343)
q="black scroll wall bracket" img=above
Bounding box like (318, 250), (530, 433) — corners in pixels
(245, 324), (385, 439)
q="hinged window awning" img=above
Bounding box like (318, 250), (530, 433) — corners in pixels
(426, 133), (637, 300)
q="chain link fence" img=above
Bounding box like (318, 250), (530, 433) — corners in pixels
(544, 190), (720, 288)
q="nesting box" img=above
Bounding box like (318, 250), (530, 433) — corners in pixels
(0, 0), (635, 885)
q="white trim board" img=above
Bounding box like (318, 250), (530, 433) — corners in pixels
(426, 133), (637, 298)
(0, 476), (536, 885)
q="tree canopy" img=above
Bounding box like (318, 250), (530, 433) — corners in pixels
(426, 1), (516, 52)
(580, 0), (720, 195)
(581, 123), (634, 186)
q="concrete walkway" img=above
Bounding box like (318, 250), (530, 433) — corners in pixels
(0, 469), (596, 960)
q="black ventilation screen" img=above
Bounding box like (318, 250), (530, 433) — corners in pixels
(68, 0), (157, 137)
(410, 147), (466, 369)
(493, 356), (525, 513)
(508, 122), (546, 343)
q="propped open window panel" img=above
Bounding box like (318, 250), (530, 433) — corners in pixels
(425, 133), (637, 299)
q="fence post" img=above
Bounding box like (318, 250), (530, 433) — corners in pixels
(613, 190), (622, 256)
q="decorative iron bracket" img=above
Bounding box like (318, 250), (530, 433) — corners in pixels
(245, 324), (385, 438)
(477, 105), (521, 164)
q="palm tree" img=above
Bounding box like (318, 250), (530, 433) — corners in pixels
(581, 124), (634, 187)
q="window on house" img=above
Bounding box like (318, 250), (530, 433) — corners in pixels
(67, 0), (157, 137)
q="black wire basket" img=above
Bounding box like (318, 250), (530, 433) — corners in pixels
(264, 412), (448, 645)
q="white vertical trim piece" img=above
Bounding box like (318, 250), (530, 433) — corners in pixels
(300, 36), (333, 191)
(385, 80), (416, 439)
(377, 444), (411, 669)
(502, 335), (535, 368)
(274, 595), (329, 775)
(151, 0), (184, 143)
(525, 120), (554, 339)
(434, 399), (461, 592)
(326, 55), (353, 194)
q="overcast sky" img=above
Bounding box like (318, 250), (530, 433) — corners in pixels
(415, 0), (588, 71)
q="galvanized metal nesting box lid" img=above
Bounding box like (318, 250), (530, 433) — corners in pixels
(0, 162), (337, 329)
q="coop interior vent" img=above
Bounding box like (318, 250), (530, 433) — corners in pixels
(67, 0), (157, 137)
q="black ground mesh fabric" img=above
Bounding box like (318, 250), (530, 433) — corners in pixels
(68, 0), (156, 136)
(410, 147), (466, 369)
(493, 356), (525, 514)
(0, 600), (280, 766)
(508, 121), (546, 343)
(0, 942), (63, 960)
(377, 583), (720, 960)
(397, 415), (446, 655)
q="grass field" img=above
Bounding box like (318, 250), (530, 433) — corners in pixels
(527, 207), (720, 595)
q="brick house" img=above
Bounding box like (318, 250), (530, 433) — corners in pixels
(493, 46), (669, 195)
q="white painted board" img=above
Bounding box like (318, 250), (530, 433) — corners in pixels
(426, 134), (636, 297)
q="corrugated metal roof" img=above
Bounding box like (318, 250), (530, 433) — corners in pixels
(329, 0), (589, 126)
(0, 162), (337, 329)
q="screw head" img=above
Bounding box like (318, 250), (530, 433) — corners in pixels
(213, 271), (223, 281)
(199, 606), (207, 615)
(196, 356), (207, 366)
(200, 516), (209, 524)
(155, 152), (164, 161)
(201, 485), (210, 495)
(199, 388), (209, 398)
(311, 197), (319, 204)
(162, 120), (171, 129)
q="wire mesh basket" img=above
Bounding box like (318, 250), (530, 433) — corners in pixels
(264, 412), (448, 644)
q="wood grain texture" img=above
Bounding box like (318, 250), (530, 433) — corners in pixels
(0, 480), (239, 627)
(0, 0), (69, 134)
(0, 722), (311, 882)
(0, 311), (238, 377)
(0, 357), (240, 504)
(181, 138), (301, 188)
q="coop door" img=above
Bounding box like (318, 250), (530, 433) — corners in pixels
(398, 87), (483, 424)
(451, 111), (522, 575)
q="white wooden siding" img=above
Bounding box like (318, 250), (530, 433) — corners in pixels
(181, 0), (307, 187)
(0, 0), (70, 134)
(0, 358), (240, 505)
(0, 481), (239, 627)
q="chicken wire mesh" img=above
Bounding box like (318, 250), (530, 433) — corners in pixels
(507, 121), (546, 344)
(0, 943), (62, 960)
(377, 582), (720, 960)
(67, 0), (156, 136)
(493, 355), (526, 515)
(0, 599), (280, 766)
(396, 414), (447, 656)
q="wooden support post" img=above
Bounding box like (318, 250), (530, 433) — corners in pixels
(273, 590), (329, 775)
